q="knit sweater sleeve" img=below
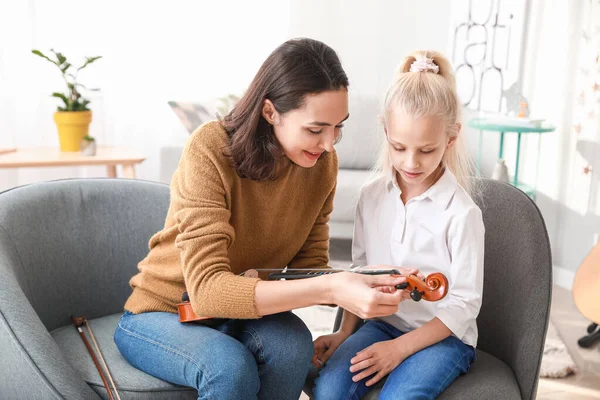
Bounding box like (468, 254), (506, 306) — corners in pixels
(172, 125), (260, 319)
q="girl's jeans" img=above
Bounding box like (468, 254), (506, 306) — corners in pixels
(313, 320), (475, 400)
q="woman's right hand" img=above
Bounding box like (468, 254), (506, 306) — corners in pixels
(325, 272), (409, 319)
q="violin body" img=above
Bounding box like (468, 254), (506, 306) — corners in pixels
(177, 268), (449, 324)
(176, 302), (228, 327)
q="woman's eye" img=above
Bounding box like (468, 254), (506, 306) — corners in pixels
(393, 147), (405, 152)
(334, 129), (343, 144)
(421, 150), (434, 154)
(308, 129), (323, 134)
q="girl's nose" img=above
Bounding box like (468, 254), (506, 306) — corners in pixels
(406, 153), (420, 168)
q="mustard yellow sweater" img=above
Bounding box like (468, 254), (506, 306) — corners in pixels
(124, 121), (337, 319)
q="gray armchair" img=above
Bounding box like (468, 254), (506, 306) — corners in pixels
(0, 179), (196, 399)
(304, 179), (553, 400)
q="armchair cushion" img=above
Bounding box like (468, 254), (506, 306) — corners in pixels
(51, 313), (196, 400)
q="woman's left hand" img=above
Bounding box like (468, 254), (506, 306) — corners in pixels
(349, 339), (409, 387)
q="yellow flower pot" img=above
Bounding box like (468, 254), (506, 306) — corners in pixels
(53, 110), (92, 152)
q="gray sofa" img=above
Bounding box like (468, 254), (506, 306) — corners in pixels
(0, 178), (551, 399)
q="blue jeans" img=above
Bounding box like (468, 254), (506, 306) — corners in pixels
(114, 311), (313, 400)
(313, 320), (475, 400)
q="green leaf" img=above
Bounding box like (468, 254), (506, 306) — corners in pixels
(51, 92), (69, 107)
(77, 56), (102, 71)
(60, 62), (71, 73)
(50, 49), (67, 66)
(70, 98), (91, 111)
(31, 49), (57, 65)
(76, 83), (100, 92)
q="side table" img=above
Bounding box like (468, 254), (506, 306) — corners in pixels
(0, 147), (146, 178)
(468, 118), (555, 200)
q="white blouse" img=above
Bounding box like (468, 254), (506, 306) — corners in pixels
(352, 168), (485, 347)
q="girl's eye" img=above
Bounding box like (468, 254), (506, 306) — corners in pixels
(308, 129), (323, 134)
(421, 150), (434, 154)
(393, 147), (405, 152)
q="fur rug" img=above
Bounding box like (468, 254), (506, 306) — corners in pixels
(540, 321), (578, 378)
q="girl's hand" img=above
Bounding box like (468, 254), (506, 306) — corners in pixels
(327, 272), (408, 319)
(312, 330), (350, 368)
(349, 339), (409, 387)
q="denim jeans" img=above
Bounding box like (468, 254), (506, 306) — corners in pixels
(313, 320), (475, 400)
(114, 311), (314, 400)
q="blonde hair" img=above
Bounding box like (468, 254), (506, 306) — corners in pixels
(377, 50), (476, 195)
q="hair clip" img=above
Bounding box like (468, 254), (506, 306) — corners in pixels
(409, 57), (439, 74)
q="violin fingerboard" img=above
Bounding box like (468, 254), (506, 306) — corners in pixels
(268, 270), (338, 280)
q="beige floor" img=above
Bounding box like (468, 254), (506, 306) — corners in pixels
(296, 285), (600, 400)
(536, 285), (600, 399)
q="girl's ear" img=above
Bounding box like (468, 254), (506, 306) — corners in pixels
(447, 136), (457, 149)
(447, 123), (461, 149)
(262, 99), (280, 125)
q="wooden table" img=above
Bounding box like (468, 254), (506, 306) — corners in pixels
(0, 148), (16, 156)
(0, 147), (146, 178)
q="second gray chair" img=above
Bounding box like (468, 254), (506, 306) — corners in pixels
(304, 179), (553, 400)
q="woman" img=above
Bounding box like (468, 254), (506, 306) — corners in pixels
(114, 38), (407, 400)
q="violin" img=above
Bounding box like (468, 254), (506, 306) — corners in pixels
(177, 268), (449, 324)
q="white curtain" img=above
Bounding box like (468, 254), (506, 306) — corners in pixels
(518, 0), (599, 279)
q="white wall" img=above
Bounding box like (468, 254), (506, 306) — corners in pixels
(289, 0), (452, 98)
(0, 0), (452, 188)
(0, 0), (290, 190)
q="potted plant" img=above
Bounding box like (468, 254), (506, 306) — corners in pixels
(32, 49), (102, 152)
(80, 135), (96, 156)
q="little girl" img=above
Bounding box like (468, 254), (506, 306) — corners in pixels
(312, 50), (485, 400)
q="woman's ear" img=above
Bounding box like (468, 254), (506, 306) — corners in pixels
(262, 99), (280, 125)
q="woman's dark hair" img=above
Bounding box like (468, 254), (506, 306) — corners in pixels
(221, 37), (349, 180)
